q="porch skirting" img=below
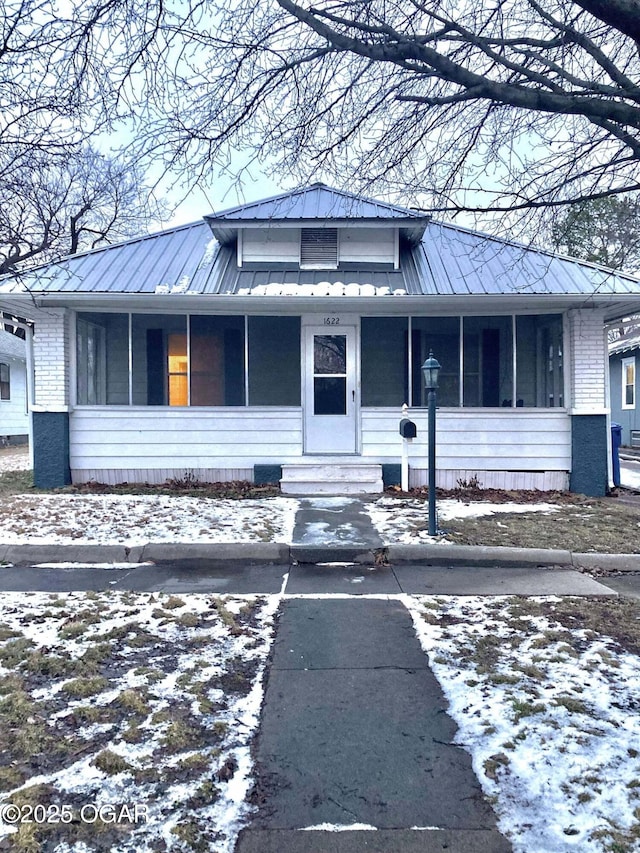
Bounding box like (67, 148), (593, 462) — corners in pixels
(70, 466), (570, 491)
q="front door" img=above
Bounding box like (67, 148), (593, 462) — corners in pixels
(304, 326), (357, 453)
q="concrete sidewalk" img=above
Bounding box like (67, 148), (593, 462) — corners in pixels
(236, 598), (512, 853)
(0, 496), (632, 596)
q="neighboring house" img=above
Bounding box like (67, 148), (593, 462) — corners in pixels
(1, 183), (639, 496)
(0, 328), (28, 445)
(610, 332), (640, 446)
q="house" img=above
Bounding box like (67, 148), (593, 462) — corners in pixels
(609, 332), (640, 447)
(0, 328), (29, 445)
(1, 183), (639, 497)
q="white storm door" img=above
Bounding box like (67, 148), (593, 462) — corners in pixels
(304, 326), (357, 453)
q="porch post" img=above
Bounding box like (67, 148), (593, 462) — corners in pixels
(567, 308), (608, 497)
(31, 308), (72, 488)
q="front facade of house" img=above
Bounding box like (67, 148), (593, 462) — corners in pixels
(2, 184), (640, 497)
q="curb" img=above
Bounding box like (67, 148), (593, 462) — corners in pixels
(386, 543), (574, 568)
(2, 542), (640, 571)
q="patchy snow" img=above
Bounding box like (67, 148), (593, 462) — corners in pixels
(0, 445), (30, 472)
(404, 595), (640, 853)
(0, 447), (571, 548)
(0, 494), (298, 545)
(0, 590), (281, 852)
(367, 497), (559, 544)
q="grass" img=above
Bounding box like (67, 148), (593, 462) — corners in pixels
(443, 499), (640, 552)
(0, 590), (272, 852)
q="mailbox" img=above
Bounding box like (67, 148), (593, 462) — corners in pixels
(399, 418), (417, 439)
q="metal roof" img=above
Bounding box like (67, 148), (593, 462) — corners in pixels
(610, 333), (640, 355)
(2, 187), (640, 322)
(0, 329), (25, 360)
(205, 182), (428, 223)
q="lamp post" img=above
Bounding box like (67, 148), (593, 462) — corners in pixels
(422, 351), (441, 536)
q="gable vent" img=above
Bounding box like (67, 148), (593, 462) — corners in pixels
(300, 228), (338, 269)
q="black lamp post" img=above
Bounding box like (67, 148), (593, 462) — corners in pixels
(422, 351), (441, 536)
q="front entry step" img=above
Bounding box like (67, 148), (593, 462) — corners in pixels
(280, 462), (384, 495)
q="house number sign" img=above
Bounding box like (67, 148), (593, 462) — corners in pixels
(323, 316), (341, 325)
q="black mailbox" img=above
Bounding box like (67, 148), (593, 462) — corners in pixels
(399, 418), (417, 439)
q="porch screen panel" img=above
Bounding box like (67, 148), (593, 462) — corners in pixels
(411, 317), (460, 407)
(361, 317), (408, 406)
(516, 314), (563, 407)
(76, 312), (129, 405)
(131, 314), (187, 406)
(248, 316), (301, 405)
(190, 316), (245, 406)
(463, 316), (513, 407)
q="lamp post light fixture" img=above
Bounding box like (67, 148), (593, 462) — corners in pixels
(422, 351), (441, 536)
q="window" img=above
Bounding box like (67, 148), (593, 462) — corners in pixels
(167, 334), (188, 406)
(516, 315), (563, 407)
(77, 313), (128, 405)
(0, 363), (9, 400)
(131, 314), (188, 405)
(300, 228), (338, 269)
(463, 316), (513, 407)
(248, 316), (300, 405)
(623, 357), (636, 409)
(190, 316), (245, 406)
(361, 317), (408, 406)
(411, 317), (460, 406)
(360, 313), (564, 410)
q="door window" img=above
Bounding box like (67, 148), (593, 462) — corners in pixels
(313, 334), (347, 415)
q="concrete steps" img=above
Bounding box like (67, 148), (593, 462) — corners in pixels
(280, 461), (383, 495)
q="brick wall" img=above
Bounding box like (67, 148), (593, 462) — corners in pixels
(567, 307), (607, 411)
(32, 308), (70, 409)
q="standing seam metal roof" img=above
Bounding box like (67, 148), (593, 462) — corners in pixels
(2, 187), (640, 300)
(204, 182), (429, 222)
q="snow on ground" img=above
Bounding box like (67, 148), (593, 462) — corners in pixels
(0, 590), (281, 852)
(0, 445), (30, 473)
(405, 595), (640, 853)
(367, 497), (559, 544)
(0, 494), (299, 545)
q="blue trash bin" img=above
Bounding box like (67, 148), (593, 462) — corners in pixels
(611, 422), (622, 487)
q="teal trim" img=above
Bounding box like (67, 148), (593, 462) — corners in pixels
(570, 414), (607, 497)
(32, 412), (71, 489)
(382, 464), (401, 487)
(254, 464), (282, 486)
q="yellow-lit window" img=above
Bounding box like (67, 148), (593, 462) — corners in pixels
(623, 357), (636, 409)
(168, 334), (188, 406)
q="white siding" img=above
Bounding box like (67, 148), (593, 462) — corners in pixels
(70, 405), (571, 489)
(362, 407), (571, 487)
(240, 227), (396, 266)
(70, 407), (303, 483)
(340, 228), (396, 264)
(241, 230), (300, 264)
(0, 359), (28, 437)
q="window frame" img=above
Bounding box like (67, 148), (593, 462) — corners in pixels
(0, 363), (9, 401)
(622, 356), (636, 410)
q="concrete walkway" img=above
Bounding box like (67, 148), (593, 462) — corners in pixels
(236, 598), (512, 853)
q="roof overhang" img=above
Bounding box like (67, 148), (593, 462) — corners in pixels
(205, 217), (430, 247)
(4, 291), (639, 319)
